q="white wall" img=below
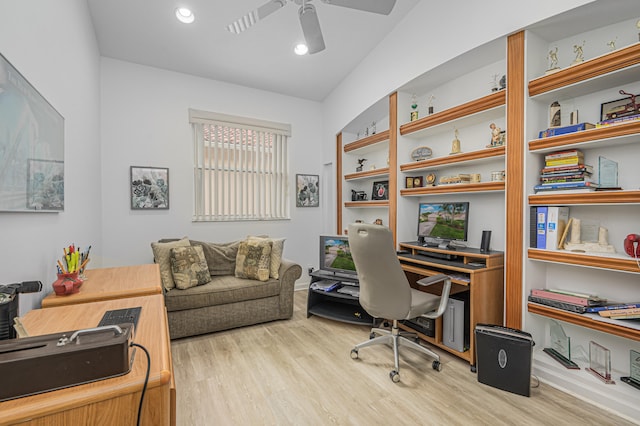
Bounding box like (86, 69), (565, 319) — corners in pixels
(0, 0), (102, 311)
(99, 59), (323, 276)
(321, 0), (594, 232)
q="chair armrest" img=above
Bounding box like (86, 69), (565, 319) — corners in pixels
(417, 274), (452, 319)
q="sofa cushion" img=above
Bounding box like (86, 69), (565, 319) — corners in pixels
(163, 275), (281, 312)
(151, 237), (190, 291)
(235, 239), (272, 281)
(248, 236), (285, 279)
(190, 239), (241, 276)
(170, 245), (211, 290)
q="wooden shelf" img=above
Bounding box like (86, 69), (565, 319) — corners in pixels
(343, 130), (389, 153)
(529, 190), (640, 205)
(528, 302), (640, 342)
(399, 91), (506, 137)
(344, 200), (389, 208)
(344, 167), (389, 181)
(400, 146), (505, 172)
(528, 43), (640, 98)
(528, 248), (640, 274)
(528, 121), (640, 153)
(400, 181), (504, 197)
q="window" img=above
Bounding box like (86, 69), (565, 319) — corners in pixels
(190, 109), (291, 221)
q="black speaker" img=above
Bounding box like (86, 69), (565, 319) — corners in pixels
(480, 230), (491, 252)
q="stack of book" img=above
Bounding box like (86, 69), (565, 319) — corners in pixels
(528, 288), (606, 314)
(534, 149), (598, 193)
(596, 113), (640, 128)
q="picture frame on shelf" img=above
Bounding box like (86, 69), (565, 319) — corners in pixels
(600, 91), (640, 122)
(130, 166), (169, 210)
(412, 176), (423, 188)
(296, 174), (319, 207)
(371, 180), (389, 200)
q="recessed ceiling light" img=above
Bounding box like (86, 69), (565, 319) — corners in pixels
(294, 43), (308, 56)
(175, 7), (195, 24)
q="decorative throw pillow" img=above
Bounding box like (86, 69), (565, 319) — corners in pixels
(235, 239), (272, 282)
(170, 245), (211, 290)
(190, 239), (241, 276)
(247, 236), (285, 279)
(151, 237), (190, 291)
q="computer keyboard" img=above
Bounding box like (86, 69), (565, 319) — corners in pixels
(98, 306), (142, 330)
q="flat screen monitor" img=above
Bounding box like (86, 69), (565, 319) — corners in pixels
(417, 202), (469, 247)
(319, 235), (357, 277)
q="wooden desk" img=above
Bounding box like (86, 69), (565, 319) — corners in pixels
(41, 264), (162, 308)
(0, 294), (173, 425)
(397, 242), (504, 370)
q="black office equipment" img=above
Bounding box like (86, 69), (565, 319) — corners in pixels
(0, 281), (42, 340)
(0, 324), (134, 401)
(98, 306), (142, 331)
(475, 324), (534, 397)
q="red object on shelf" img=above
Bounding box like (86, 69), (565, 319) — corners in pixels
(52, 272), (83, 296)
(624, 234), (640, 257)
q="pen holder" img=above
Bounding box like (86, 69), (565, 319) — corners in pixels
(52, 272), (83, 296)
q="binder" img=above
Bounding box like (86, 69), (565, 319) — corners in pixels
(545, 206), (569, 250)
(536, 206), (548, 249)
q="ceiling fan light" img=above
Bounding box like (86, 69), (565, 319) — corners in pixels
(294, 43), (309, 55)
(175, 7), (195, 24)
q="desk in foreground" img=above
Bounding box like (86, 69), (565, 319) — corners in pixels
(41, 264), (162, 308)
(0, 294), (173, 426)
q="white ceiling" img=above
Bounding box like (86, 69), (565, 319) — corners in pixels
(87, 0), (419, 102)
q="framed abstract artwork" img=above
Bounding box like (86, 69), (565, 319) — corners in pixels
(296, 174), (319, 207)
(130, 166), (169, 209)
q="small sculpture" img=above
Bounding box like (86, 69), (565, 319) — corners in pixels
(571, 41), (585, 65)
(356, 158), (367, 172)
(550, 101), (561, 128)
(607, 38), (617, 51)
(563, 218), (616, 253)
(546, 47), (560, 74)
(487, 123), (504, 147)
(427, 95), (435, 115)
(450, 129), (461, 155)
(410, 94), (419, 121)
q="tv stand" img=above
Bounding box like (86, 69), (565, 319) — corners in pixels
(307, 271), (374, 325)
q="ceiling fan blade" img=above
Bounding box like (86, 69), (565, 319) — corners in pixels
(227, 0), (287, 34)
(299, 3), (325, 54)
(320, 0), (397, 15)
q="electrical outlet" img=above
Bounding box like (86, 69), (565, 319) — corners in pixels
(307, 265), (314, 276)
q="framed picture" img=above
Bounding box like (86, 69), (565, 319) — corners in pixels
(405, 177), (414, 188)
(27, 159), (64, 210)
(296, 174), (319, 207)
(130, 166), (169, 209)
(0, 53), (64, 212)
(600, 92), (639, 122)
(371, 180), (389, 200)
(413, 176), (423, 188)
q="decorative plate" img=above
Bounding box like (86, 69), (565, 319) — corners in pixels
(411, 146), (433, 161)
(426, 173), (436, 185)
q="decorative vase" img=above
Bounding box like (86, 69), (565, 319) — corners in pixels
(52, 272), (83, 296)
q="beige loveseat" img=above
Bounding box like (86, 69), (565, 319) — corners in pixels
(152, 237), (302, 339)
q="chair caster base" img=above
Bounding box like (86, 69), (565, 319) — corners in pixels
(432, 360), (442, 371)
(350, 349), (359, 359)
(389, 370), (400, 383)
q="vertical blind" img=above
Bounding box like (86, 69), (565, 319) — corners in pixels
(189, 109), (291, 221)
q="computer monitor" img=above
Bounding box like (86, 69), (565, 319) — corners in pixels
(319, 235), (357, 277)
(417, 202), (469, 248)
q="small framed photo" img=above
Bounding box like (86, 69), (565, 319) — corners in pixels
(130, 166), (169, 210)
(405, 177), (414, 188)
(600, 92), (639, 122)
(296, 174), (319, 207)
(371, 180), (389, 200)
(413, 176), (423, 188)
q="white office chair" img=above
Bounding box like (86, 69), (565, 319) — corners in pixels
(348, 223), (452, 382)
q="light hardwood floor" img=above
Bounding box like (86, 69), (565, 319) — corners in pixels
(171, 291), (634, 425)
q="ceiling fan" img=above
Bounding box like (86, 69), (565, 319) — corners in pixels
(226, 0), (397, 54)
